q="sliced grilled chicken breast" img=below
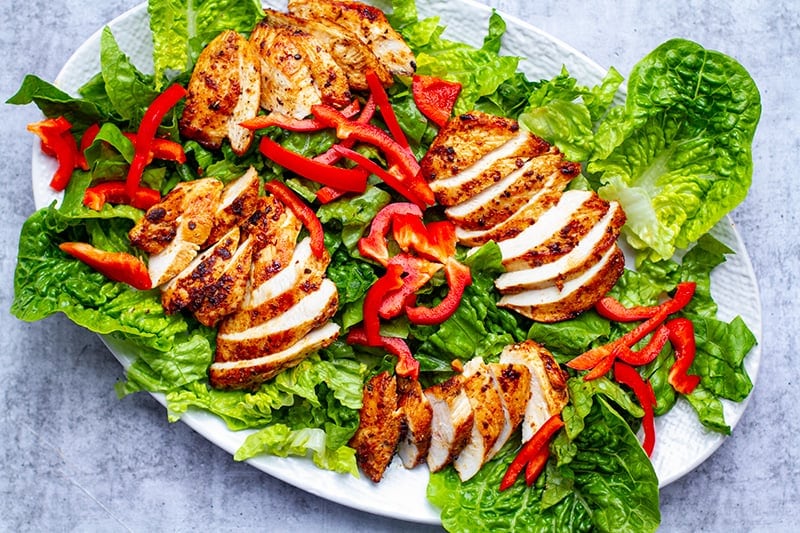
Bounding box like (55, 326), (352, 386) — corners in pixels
(209, 322), (340, 390)
(263, 9), (392, 91)
(288, 0), (416, 78)
(349, 371), (403, 483)
(486, 362), (532, 458)
(496, 201), (626, 292)
(444, 149), (579, 231)
(204, 167), (260, 247)
(250, 21), (352, 119)
(500, 340), (569, 442)
(245, 197), (303, 291)
(179, 30), (261, 155)
(424, 375), (474, 473)
(396, 376), (433, 469)
(498, 244), (626, 323)
(215, 278), (339, 362)
(454, 358), (506, 481)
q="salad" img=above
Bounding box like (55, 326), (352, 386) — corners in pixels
(8, 0), (761, 531)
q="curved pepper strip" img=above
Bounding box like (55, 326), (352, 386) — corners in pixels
(77, 123), (101, 171)
(358, 202), (423, 266)
(83, 181), (161, 211)
(361, 263), (405, 345)
(240, 99), (361, 132)
(315, 93), (376, 166)
(665, 317), (701, 394)
(617, 324), (671, 367)
(59, 242), (151, 290)
(412, 74), (462, 127)
(126, 83), (186, 197)
(499, 414), (564, 491)
(524, 446), (551, 486)
(392, 214), (456, 263)
(264, 180), (326, 259)
(379, 253), (442, 320)
(260, 137), (368, 193)
(346, 326), (420, 379)
(613, 361), (656, 457)
(405, 258), (472, 326)
(365, 69), (411, 151)
(595, 281), (697, 322)
(27, 116), (78, 191)
(123, 133), (186, 164)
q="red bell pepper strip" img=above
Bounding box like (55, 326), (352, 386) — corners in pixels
(499, 414), (564, 491)
(362, 263), (405, 345)
(126, 83), (187, 197)
(264, 180), (326, 259)
(358, 202), (424, 266)
(346, 326), (420, 379)
(405, 258), (472, 326)
(613, 361), (656, 457)
(83, 181), (161, 211)
(568, 282), (696, 371)
(595, 281), (697, 322)
(379, 253), (443, 320)
(412, 74), (462, 127)
(524, 446), (551, 486)
(315, 186), (347, 204)
(259, 137), (368, 193)
(59, 241), (152, 290)
(122, 132), (186, 164)
(665, 317), (701, 394)
(27, 116), (78, 191)
(365, 69), (411, 152)
(240, 99), (361, 132)
(617, 324), (671, 366)
(392, 214), (457, 263)
(77, 122), (100, 170)
(314, 94), (377, 166)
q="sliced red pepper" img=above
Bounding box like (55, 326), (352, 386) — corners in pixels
(264, 180), (326, 259)
(59, 241), (151, 290)
(666, 317), (701, 394)
(405, 258), (472, 326)
(365, 69), (411, 151)
(524, 446), (550, 486)
(392, 214), (457, 263)
(412, 74), (462, 127)
(126, 83), (187, 197)
(499, 414), (564, 492)
(259, 137), (368, 193)
(595, 281), (697, 322)
(123, 133), (186, 164)
(83, 181), (161, 211)
(314, 94), (377, 166)
(362, 263), (405, 345)
(315, 186), (346, 204)
(346, 326), (420, 379)
(617, 324), (671, 366)
(28, 116), (78, 191)
(568, 282), (697, 371)
(240, 99), (361, 132)
(613, 361), (656, 457)
(358, 202), (424, 266)
(379, 253), (443, 320)
(77, 123), (100, 171)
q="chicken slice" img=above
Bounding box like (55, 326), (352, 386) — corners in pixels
(444, 149), (579, 231)
(215, 278), (339, 362)
(498, 244), (626, 323)
(288, 0), (416, 77)
(209, 322), (340, 390)
(263, 9), (392, 91)
(129, 178), (223, 287)
(500, 340), (569, 442)
(424, 375), (474, 473)
(396, 376), (433, 469)
(485, 362), (532, 459)
(250, 21), (352, 119)
(179, 30), (261, 155)
(453, 358), (506, 482)
(349, 371), (403, 483)
(203, 166), (261, 247)
(243, 196), (303, 290)
(496, 201), (626, 292)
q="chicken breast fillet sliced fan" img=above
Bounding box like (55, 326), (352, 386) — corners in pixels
(424, 375), (474, 473)
(204, 167), (260, 247)
(179, 30), (261, 155)
(209, 322), (340, 390)
(396, 376), (433, 469)
(288, 0), (416, 77)
(349, 371), (403, 483)
(485, 362), (532, 458)
(243, 196), (303, 291)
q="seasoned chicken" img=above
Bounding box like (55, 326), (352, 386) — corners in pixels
(444, 149), (579, 232)
(129, 178), (222, 287)
(481, 363), (530, 460)
(500, 340), (569, 442)
(424, 375), (474, 473)
(288, 0), (416, 78)
(204, 166), (261, 247)
(396, 376), (433, 469)
(349, 371), (403, 483)
(263, 9), (392, 91)
(250, 21), (352, 119)
(453, 358), (507, 481)
(244, 196), (303, 291)
(179, 30), (261, 156)
(498, 244), (626, 323)
(209, 322), (340, 390)
(215, 277), (339, 362)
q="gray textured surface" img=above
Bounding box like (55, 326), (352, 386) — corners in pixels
(1, 1), (796, 531)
